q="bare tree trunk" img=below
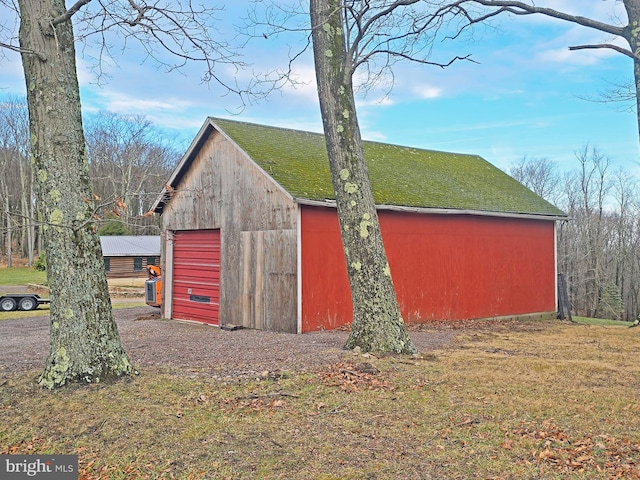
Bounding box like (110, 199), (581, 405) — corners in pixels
(19, 153), (35, 265)
(18, 0), (135, 388)
(5, 195), (11, 268)
(310, 0), (415, 354)
(0, 201), (3, 258)
(29, 178), (36, 265)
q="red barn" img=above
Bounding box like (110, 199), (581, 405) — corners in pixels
(152, 117), (566, 333)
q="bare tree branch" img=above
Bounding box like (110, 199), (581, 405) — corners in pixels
(53, 0), (266, 104)
(462, 0), (625, 37)
(52, 0), (93, 25)
(569, 43), (640, 62)
(578, 79), (637, 113)
(0, 40), (46, 60)
(341, 1), (478, 87)
(438, 0), (640, 146)
(245, 1), (476, 98)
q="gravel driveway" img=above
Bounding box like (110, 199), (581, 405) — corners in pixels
(0, 305), (456, 379)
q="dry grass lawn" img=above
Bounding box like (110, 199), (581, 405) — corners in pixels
(1, 320), (639, 479)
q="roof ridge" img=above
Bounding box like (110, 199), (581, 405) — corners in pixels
(209, 116), (476, 158)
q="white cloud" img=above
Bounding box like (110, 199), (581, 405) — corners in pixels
(413, 84), (443, 99)
(548, 1), (626, 24)
(530, 20), (625, 68)
(95, 90), (192, 114)
(79, 87), (212, 132)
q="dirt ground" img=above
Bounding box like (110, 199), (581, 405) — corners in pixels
(0, 304), (458, 380)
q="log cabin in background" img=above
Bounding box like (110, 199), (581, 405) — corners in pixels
(100, 236), (160, 279)
(151, 118), (567, 333)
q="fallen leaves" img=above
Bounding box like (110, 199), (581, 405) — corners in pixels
(2, 321), (638, 479)
(0, 436), (45, 454)
(500, 438), (513, 450)
(319, 362), (390, 393)
(510, 419), (640, 477)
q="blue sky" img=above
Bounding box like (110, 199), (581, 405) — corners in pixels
(0, 1), (638, 173)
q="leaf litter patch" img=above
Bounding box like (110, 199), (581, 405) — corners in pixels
(319, 362), (392, 393)
(507, 418), (640, 477)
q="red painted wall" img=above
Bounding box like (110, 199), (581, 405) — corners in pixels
(300, 205), (556, 332)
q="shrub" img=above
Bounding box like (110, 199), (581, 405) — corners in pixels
(34, 252), (46, 271)
(98, 220), (130, 236)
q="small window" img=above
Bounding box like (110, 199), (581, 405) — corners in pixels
(147, 256), (157, 266)
(133, 257), (143, 271)
(104, 258), (111, 272)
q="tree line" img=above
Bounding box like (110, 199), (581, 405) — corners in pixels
(511, 146), (639, 322)
(0, 99), (178, 267)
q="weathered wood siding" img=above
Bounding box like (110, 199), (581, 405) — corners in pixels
(240, 229), (297, 332)
(161, 129), (299, 331)
(104, 256), (159, 279)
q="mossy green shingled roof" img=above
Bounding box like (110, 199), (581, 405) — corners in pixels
(212, 117), (565, 217)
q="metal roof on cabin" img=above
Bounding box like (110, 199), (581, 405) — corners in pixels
(100, 236), (160, 257)
(210, 118), (565, 217)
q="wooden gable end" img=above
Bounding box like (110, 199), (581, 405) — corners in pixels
(162, 128), (297, 231)
(160, 127), (300, 332)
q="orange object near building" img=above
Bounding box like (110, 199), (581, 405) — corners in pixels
(145, 265), (162, 308)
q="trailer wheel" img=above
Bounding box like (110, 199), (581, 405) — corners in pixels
(0, 297), (17, 312)
(18, 296), (37, 311)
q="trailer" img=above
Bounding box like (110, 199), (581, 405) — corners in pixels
(0, 294), (50, 312)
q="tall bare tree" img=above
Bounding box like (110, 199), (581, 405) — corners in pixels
(85, 111), (177, 235)
(0, 140), (13, 266)
(2, 99), (35, 265)
(577, 146), (611, 318)
(610, 167), (637, 319)
(509, 156), (561, 206)
(557, 146), (612, 318)
(307, 0), (474, 353)
(0, 98), (32, 266)
(441, 0), (640, 143)
(2, 0), (247, 388)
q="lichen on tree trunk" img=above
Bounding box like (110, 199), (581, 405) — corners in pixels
(310, 0), (416, 354)
(18, 0), (136, 388)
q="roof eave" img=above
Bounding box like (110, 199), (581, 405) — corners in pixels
(294, 198), (567, 222)
(103, 253), (161, 257)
